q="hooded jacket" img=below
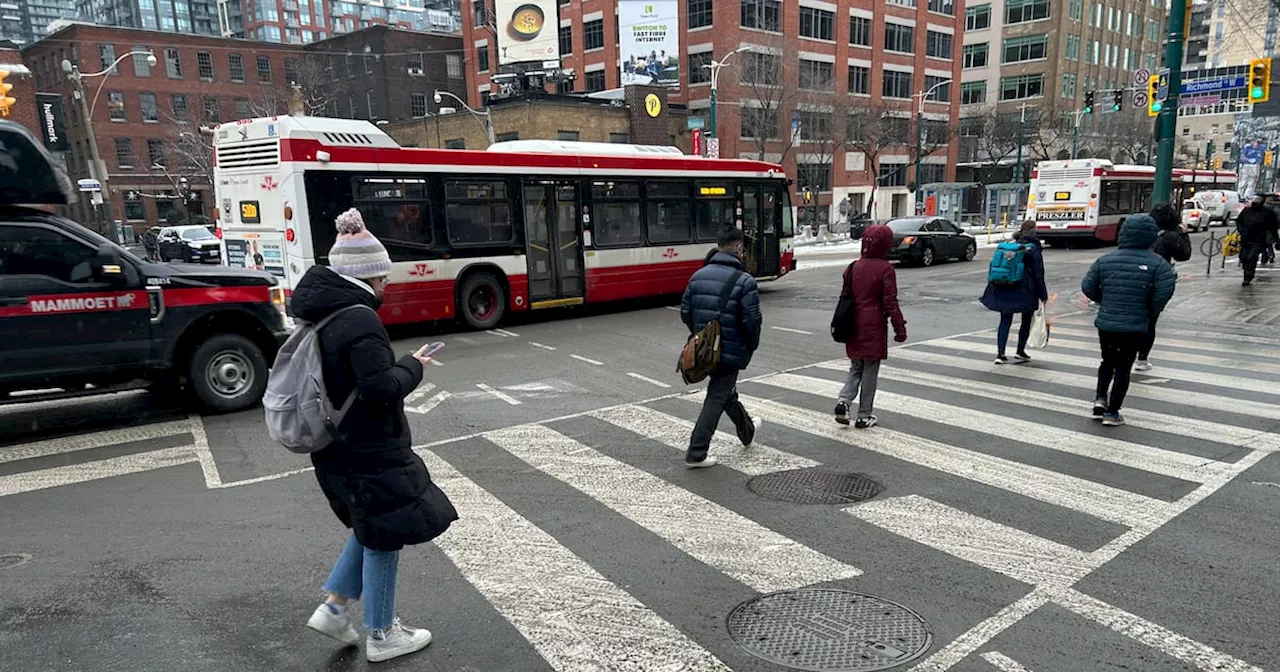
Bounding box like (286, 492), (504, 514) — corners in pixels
(1236, 201), (1280, 245)
(980, 233), (1048, 314)
(681, 250), (762, 370)
(1150, 209), (1192, 264)
(840, 225), (907, 360)
(1082, 216), (1176, 333)
(290, 264), (453, 552)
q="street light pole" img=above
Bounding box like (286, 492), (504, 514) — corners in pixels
(435, 89), (495, 146)
(706, 46), (749, 141)
(914, 78), (952, 211)
(1153, 0), (1190, 203)
(1014, 102), (1033, 183)
(1070, 108), (1087, 160)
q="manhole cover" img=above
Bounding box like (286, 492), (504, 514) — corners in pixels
(726, 589), (932, 672)
(748, 468), (883, 504)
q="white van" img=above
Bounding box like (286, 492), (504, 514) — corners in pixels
(1193, 190), (1243, 226)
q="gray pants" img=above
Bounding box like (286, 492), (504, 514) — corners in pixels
(838, 359), (881, 419)
(687, 369), (752, 462)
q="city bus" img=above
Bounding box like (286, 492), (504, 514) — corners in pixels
(1027, 158), (1236, 246)
(211, 116), (795, 329)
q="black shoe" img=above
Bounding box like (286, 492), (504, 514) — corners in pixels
(1092, 396), (1107, 418)
(854, 415), (878, 429)
(835, 402), (850, 425)
(737, 417), (760, 447)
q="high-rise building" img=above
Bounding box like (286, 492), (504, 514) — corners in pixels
(0, 0), (80, 46)
(221, 0), (459, 45)
(75, 0), (221, 35)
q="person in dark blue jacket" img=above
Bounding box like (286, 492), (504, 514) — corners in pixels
(680, 227), (763, 468)
(980, 220), (1049, 364)
(1081, 215), (1176, 426)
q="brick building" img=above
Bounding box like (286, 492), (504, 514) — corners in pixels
(22, 23), (305, 231)
(304, 25), (466, 122)
(462, 0), (964, 221)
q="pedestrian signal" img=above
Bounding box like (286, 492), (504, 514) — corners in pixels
(1266, 150), (1275, 166)
(1111, 89), (1123, 112)
(1083, 91), (1095, 114)
(1147, 75), (1161, 116)
(0, 70), (14, 117)
(1249, 57), (1271, 102)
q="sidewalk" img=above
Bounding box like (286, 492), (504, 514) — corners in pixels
(1159, 256), (1280, 334)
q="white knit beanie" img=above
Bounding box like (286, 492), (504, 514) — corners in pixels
(329, 208), (392, 280)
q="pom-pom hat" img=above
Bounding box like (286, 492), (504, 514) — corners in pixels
(329, 208), (392, 280)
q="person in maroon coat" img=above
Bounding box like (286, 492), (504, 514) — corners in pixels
(835, 225), (908, 428)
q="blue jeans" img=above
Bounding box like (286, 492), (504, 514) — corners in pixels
(323, 534), (399, 631)
(997, 311), (1035, 357)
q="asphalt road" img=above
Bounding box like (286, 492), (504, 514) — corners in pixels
(2, 236), (1279, 672)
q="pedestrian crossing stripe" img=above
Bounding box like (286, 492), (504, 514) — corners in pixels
(967, 329), (1280, 376)
(1050, 325), (1280, 361)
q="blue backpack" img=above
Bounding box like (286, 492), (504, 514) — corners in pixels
(988, 242), (1029, 285)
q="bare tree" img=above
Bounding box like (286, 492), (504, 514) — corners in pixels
(736, 31), (805, 163)
(843, 102), (954, 214)
(958, 106), (1022, 186)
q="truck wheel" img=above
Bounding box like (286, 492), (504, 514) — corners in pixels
(187, 333), (268, 413)
(458, 272), (506, 330)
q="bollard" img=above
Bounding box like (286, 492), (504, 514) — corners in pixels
(1206, 230), (1215, 276)
(986, 218), (993, 244)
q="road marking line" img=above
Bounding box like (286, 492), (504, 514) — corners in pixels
(420, 449), (733, 671)
(528, 341), (557, 351)
(846, 495), (1090, 587)
(763, 372), (1226, 482)
(486, 328), (520, 338)
(589, 405), (818, 476)
(665, 305), (681, 311)
(570, 354), (604, 366)
(1051, 325), (1280, 359)
(1003, 330), (1280, 375)
(476, 383), (521, 405)
(625, 372), (672, 388)
(1132, 326), (1280, 348)
(0, 420), (192, 464)
(981, 651), (1036, 672)
(484, 425), (861, 592)
(188, 414), (222, 489)
(405, 383), (437, 406)
(894, 348), (1280, 424)
(690, 393), (1167, 527)
(932, 338), (1280, 398)
(429, 358), (443, 367)
(0, 447), (197, 497)
(1053, 588), (1265, 672)
(406, 391), (451, 415)
(770, 326), (814, 335)
(1137, 377), (1171, 385)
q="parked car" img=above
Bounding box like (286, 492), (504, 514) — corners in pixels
(1193, 190), (1242, 226)
(157, 224), (223, 264)
(884, 217), (979, 267)
(1181, 199), (1211, 232)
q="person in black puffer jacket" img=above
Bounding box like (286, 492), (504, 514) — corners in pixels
(1136, 203), (1192, 371)
(292, 208), (456, 664)
(681, 226), (763, 468)
(1237, 195), (1280, 285)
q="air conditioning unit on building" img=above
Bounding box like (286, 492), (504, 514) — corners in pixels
(408, 67), (424, 76)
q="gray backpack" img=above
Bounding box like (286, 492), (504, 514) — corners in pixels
(263, 304), (370, 453)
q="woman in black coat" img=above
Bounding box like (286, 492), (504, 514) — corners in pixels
(293, 209), (456, 664)
(1137, 203), (1191, 371)
(980, 220), (1049, 364)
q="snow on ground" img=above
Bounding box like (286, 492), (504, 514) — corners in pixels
(794, 230), (1015, 271)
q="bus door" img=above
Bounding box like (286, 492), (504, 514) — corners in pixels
(522, 181), (585, 308)
(739, 182), (781, 278)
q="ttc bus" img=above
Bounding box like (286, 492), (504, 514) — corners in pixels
(211, 116), (795, 329)
(1028, 159), (1236, 246)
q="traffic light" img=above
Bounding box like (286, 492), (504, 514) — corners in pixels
(1266, 150), (1275, 166)
(1111, 89), (1124, 112)
(1147, 74), (1161, 116)
(0, 69), (14, 117)
(1249, 57), (1272, 103)
(1083, 90), (1095, 114)
(1214, 157), (1224, 170)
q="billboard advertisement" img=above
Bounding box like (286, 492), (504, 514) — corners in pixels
(620, 0), (679, 87)
(495, 0), (560, 66)
(35, 93), (69, 152)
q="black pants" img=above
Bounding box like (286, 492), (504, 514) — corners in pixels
(1241, 242), (1264, 283)
(687, 368), (752, 462)
(1137, 314), (1159, 361)
(1096, 330), (1145, 414)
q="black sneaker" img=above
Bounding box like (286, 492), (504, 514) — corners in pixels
(737, 417), (760, 447)
(1102, 412), (1126, 427)
(1012, 352), (1031, 364)
(854, 415), (878, 429)
(994, 355), (1009, 365)
(835, 402), (850, 425)
(1092, 396), (1107, 418)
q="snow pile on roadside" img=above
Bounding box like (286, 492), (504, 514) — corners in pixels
(794, 239), (860, 256)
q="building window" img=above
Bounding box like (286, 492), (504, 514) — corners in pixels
(928, 0), (955, 14)
(171, 94), (189, 120)
(557, 79), (575, 94)
(583, 19), (604, 50)
(849, 16), (871, 46)
(799, 59), (834, 90)
(689, 52), (712, 84)
(285, 58), (299, 84)
(197, 51), (214, 80)
(797, 110), (832, 141)
(965, 4), (991, 30)
(924, 76), (951, 102)
(1065, 34), (1081, 60)
(445, 138), (466, 149)
(99, 44), (118, 75)
(960, 80), (987, 104)
(585, 70), (606, 91)
(559, 24), (572, 55)
(115, 138), (135, 169)
(885, 23), (915, 53)
(1062, 72), (1078, 98)
(999, 74), (1044, 100)
(257, 56), (272, 83)
(610, 132), (630, 143)
(235, 97), (251, 119)
(740, 0), (781, 32)
(963, 43), (989, 68)
(883, 71), (912, 99)
(557, 130), (580, 141)
(740, 107), (779, 139)
(477, 44), (490, 71)
(148, 139), (166, 168)
(1005, 0), (1050, 24)
(799, 6), (835, 41)
(132, 46), (152, 76)
(926, 31), (953, 59)
(1003, 34), (1048, 63)
(165, 48), (182, 78)
(411, 93), (427, 117)
(473, 0), (485, 25)
(878, 162), (908, 187)
(107, 91), (126, 121)
(689, 0), (713, 29)
(496, 131), (520, 141)
(124, 195), (145, 220)
(1069, 0), (1083, 19)
(366, 90), (375, 119)
(140, 92), (159, 122)
(740, 51), (781, 85)
(848, 65), (869, 94)
(447, 54), (463, 78)
(229, 53), (244, 82)
(920, 163), (945, 184)
(203, 95), (221, 123)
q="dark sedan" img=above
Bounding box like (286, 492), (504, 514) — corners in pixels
(883, 217), (978, 267)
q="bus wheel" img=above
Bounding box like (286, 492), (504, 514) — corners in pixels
(459, 272), (506, 330)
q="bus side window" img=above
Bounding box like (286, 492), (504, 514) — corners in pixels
(645, 180), (692, 245)
(444, 179), (514, 246)
(694, 181), (734, 241)
(591, 181), (643, 247)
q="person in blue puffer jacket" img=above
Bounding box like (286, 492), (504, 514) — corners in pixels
(680, 226), (763, 468)
(1081, 215), (1175, 427)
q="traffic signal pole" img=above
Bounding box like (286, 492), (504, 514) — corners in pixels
(1153, 0), (1189, 204)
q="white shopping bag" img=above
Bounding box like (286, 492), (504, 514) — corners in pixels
(1027, 303), (1050, 349)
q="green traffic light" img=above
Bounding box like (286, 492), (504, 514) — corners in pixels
(1252, 86), (1265, 99)
(1152, 101), (1163, 112)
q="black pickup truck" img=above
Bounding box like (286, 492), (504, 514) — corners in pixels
(0, 120), (288, 412)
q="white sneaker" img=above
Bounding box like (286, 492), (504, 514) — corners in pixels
(366, 618), (433, 663)
(1134, 359), (1152, 372)
(685, 455), (719, 469)
(306, 603), (359, 646)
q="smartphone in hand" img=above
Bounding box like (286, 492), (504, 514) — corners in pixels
(416, 342), (445, 359)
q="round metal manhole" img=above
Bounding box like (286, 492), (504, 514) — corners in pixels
(747, 468), (883, 505)
(726, 589), (932, 672)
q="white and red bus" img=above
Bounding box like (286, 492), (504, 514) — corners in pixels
(1028, 159), (1236, 246)
(210, 116), (796, 328)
